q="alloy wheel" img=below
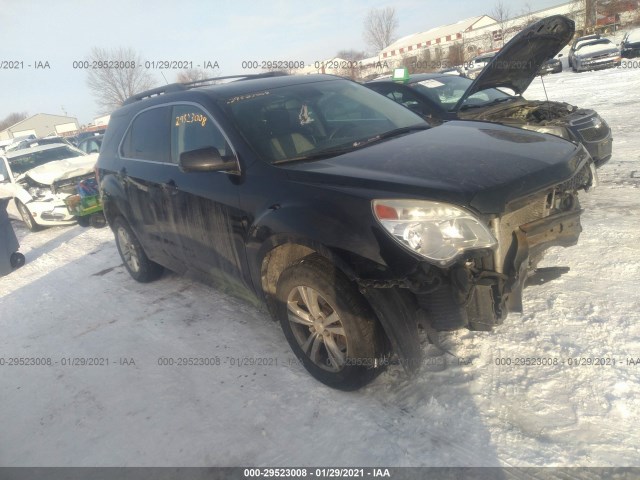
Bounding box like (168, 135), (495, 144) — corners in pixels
(117, 226), (140, 273)
(286, 285), (348, 372)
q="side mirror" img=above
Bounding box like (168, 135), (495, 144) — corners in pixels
(0, 174), (5, 183)
(179, 147), (238, 173)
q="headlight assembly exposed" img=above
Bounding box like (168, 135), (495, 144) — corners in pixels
(372, 199), (497, 266)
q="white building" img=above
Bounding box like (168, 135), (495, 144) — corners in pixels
(0, 113), (79, 141)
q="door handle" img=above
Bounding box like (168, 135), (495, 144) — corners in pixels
(163, 179), (179, 195)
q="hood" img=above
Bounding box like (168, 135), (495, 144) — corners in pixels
(24, 154), (98, 185)
(280, 121), (586, 214)
(455, 15), (575, 110)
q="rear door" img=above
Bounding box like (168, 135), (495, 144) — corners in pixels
(119, 106), (186, 272)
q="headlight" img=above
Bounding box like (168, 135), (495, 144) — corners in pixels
(372, 199), (497, 266)
(522, 124), (569, 139)
(28, 186), (47, 199)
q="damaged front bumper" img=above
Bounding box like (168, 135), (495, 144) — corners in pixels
(359, 162), (596, 374)
(27, 198), (77, 224)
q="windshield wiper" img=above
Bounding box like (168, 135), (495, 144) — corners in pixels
(351, 125), (430, 148)
(272, 146), (363, 165)
(272, 125), (429, 164)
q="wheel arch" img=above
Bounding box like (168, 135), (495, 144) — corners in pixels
(259, 238), (358, 320)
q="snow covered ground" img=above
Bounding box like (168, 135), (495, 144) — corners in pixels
(1, 65), (640, 468)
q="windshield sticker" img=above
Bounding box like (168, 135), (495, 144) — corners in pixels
(417, 79), (445, 88)
(175, 112), (208, 127)
(226, 91), (270, 105)
(298, 104), (313, 125)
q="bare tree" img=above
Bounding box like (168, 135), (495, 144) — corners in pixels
(86, 47), (156, 112)
(363, 7), (399, 52)
(520, 2), (539, 27)
(336, 49), (367, 61)
(568, 0), (586, 33)
(492, 0), (512, 46)
(176, 68), (210, 83)
(0, 112), (28, 132)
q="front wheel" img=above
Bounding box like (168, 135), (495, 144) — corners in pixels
(276, 254), (385, 390)
(15, 200), (39, 232)
(112, 217), (164, 282)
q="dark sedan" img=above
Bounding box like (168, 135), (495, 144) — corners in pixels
(621, 28), (640, 58)
(366, 16), (612, 167)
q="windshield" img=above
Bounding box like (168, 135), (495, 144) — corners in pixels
(409, 75), (512, 111)
(7, 146), (85, 176)
(576, 39), (613, 51)
(222, 79), (427, 164)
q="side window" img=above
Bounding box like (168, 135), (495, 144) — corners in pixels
(121, 107), (171, 162)
(171, 105), (232, 164)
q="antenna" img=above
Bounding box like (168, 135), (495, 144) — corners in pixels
(160, 71), (169, 85)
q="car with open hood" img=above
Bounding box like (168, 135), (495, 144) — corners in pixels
(96, 72), (597, 389)
(0, 143), (98, 230)
(366, 15), (612, 168)
(621, 28), (640, 58)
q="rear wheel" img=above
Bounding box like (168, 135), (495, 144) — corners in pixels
(113, 217), (163, 282)
(276, 254), (385, 390)
(77, 216), (91, 227)
(16, 200), (39, 232)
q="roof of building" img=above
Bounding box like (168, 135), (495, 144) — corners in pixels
(381, 15), (496, 55)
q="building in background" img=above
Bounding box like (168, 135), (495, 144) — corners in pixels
(0, 113), (79, 141)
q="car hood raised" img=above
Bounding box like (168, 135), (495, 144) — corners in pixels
(23, 154), (98, 185)
(455, 15), (575, 110)
(281, 121), (587, 214)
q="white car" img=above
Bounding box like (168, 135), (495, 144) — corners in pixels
(0, 143), (98, 230)
(465, 51), (497, 79)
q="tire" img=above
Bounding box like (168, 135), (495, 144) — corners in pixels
(15, 200), (40, 232)
(112, 216), (164, 282)
(10, 252), (25, 269)
(77, 216), (91, 227)
(89, 213), (107, 228)
(276, 254), (385, 390)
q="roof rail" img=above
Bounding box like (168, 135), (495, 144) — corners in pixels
(122, 71), (289, 106)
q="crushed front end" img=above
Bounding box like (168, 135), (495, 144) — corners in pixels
(360, 149), (597, 372)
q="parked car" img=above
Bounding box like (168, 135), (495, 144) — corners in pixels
(366, 16), (612, 168)
(568, 34), (601, 68)
(96, 70), (597, 389)
(538, 56), (563, 75)
(571, 38), (621, 72)
(67, 130), (106, 147)
(0, 144), (98, 230)
(77, 135), (103, 154)
(620, 28), (640, 58)
(465, 51), (496, 79)
(3, 134), (37, 153)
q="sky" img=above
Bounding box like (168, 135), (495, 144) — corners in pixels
(0, 0), (564, 125)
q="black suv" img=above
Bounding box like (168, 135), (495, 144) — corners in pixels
(96, 72), (597, 389)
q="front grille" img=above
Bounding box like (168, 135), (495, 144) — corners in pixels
(578, 121), (609, 142)
(558, 162), (593, 192)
